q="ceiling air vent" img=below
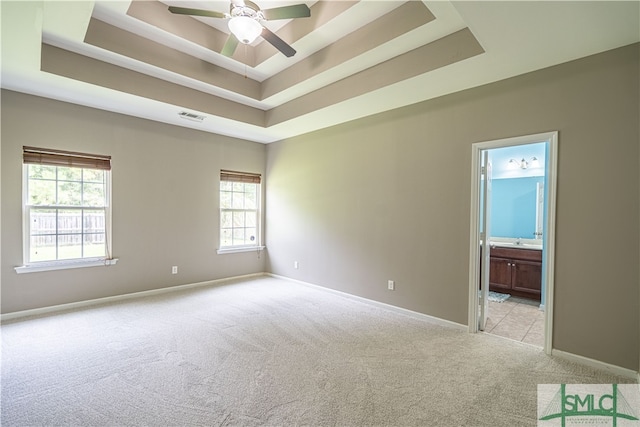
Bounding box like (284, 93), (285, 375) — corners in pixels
(178, 111), (206, 122)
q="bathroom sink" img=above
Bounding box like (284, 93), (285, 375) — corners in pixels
(489, 241), (542, 250)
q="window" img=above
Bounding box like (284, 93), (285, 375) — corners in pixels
(18, 146), (115, 272)
(219, 170), (262, 253)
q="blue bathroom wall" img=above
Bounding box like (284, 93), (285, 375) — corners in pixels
(491, 176), (544, 238)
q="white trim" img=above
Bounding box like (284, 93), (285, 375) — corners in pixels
(468, 131), (558, 356)
(543, 133), (559, 354)
(268, 273), (467, 331)
(468, 144), (481, 333)
(1, 272), (265, 321)
(5, 270), (636, 380)
(105, 169), (113, 259)
(15, 258), (119, 274)
(217, 246), (265, 255)
(219, 178), (263, 251)
(22, 164), (28, 265)
(551, 349), (638, 380)
(22, 164), (114, 267)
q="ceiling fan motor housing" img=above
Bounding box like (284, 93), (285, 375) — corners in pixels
(168, 1), (309, 57)
(230, 2), (264, 21)
(228, 1), (265, 44)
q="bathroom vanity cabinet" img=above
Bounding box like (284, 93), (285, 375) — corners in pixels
(489, 246), (542, 300)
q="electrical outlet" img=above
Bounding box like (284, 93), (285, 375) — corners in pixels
(294, 261), (299, 269)
(388, 280), (395, 290)
(172, 266), (178, 274)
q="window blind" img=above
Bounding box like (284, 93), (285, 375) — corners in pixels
(220, 169), (261, 184)
(23, 146), (111, 171)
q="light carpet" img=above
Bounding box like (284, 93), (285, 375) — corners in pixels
(1, 276), (635, 426)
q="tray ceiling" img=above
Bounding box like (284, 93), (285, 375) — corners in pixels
(2, 1), (639, 143)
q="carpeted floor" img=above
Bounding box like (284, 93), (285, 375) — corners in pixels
(1, 276), (635, 426)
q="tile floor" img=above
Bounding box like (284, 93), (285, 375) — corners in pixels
(484, 296), (545, 347)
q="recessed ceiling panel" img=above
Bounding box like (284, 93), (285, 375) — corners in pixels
(2, 0), (637, 143)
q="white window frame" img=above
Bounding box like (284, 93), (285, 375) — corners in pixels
(16, 150), (117, 274)
(217, 170), (264, 255)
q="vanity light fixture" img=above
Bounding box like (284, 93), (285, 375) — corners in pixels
(509, 157), (539, 170)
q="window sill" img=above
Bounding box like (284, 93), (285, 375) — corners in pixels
(217, 246), (265, 255)
(15, 258), (119, 274)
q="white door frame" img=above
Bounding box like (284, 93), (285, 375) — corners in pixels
(479, 151), (492, 331)
(468, 131), (558, 354)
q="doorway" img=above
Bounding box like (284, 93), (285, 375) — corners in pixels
(468, 132), (558, 354)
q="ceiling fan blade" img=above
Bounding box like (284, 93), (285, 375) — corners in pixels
(168, 6), (225, 19)
(261, 4), (310, 20)
(261, 27), (296, 57)
(221, 34), (240, 57)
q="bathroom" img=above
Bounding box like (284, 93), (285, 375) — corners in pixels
(484, 142), (546, 346)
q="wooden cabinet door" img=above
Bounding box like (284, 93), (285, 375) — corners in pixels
(512, 260), (542, 297)
(489, 257), (512, 292)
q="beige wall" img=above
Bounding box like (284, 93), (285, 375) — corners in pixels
(1, 90), (266, 313)
(266, 43), (640, 370)
(1, 44), (638, 372)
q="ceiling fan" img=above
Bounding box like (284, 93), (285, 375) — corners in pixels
(168, 0), (311, 58)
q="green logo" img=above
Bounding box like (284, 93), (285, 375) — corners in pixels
(538, 384), (639, 426)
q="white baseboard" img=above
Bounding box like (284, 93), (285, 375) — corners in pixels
(0, 272), (266, 322)
(4, 271), (637, 381)
(267, 273), (467, 331)
(270, 274), (637, 379)
(551, 349), (638, 380)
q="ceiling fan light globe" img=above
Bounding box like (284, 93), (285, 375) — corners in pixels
(228, 16), (262, 44)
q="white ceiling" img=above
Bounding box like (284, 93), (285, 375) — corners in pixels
(2, 1), (639, 144)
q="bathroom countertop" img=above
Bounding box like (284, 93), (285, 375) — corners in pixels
(489, 237), (542, 250)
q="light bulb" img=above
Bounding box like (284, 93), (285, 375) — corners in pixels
(228, 16), (262, 44)
(530, 157), (540, 168)
(520, 158), (527, 169)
